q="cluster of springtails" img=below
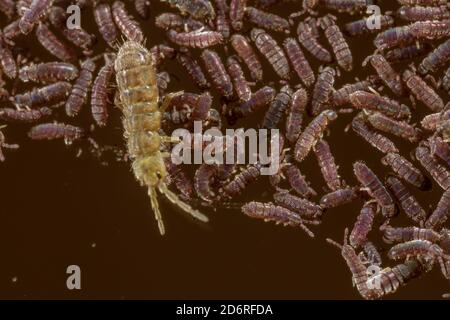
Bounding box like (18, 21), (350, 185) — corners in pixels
(0, 0), (449, 299)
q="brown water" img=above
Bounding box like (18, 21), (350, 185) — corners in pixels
(0, 1), (448, 299)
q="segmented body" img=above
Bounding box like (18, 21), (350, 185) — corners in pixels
(0, 36), (17, 79)
(352, 115), (399, 154)
(167, 30), (223, 48)
(385, 43), (430, 63)
(429, 136), (450, 167)
(215, 0), (230, 38)
(94, 3), (118, 48)
(344, 15), (394, 37)
(14, 81), (71, 108)
(28, 122), (84, 143)
(19, 0), (53, 35)
(286, 87), (307, 144)
(426, 189), (450, 229)
(233, 85), (275, 117)
(314, 139), (341, 191)
(227, 56), (251, 102)
(350, 202), (377, 249)
(115, 40), (207, 235)
(415, 145), (450, 190)
(374, 26), (415, 50)
(222, 165), (260, 198)
(35, 23), (76, 62)
(176, 52), (209, 90)
(320, 0), (372, 14)
(230, 34), (263, 81)
(364, 54), (404, 97)
(262, 85), (293, 129)
(409, 20), (450, 40)
(194, 164), (218, 203)
(397, 5), (450, 22)
(245, 6), (289, 33)
(320, 187), (359, 209)
(201, 49), (233, 99)
(311, 67), (336, 115)
(66, 59), (96, 117)
(161, 0), (215, 20)
(19, 62), (78, 84)
(0, 106), (52, 123)
(230, 0), (246, 30)
(274, 191), (322, 218)
(382, 226), (441, 244)
(366, 112), (420, 143)
(388, 240), (446, 260)
(282, 163), (317, 198)
(112, 1), (144, 43)
(332, 76), (379, 107)
(91, 58), (115, 127)
(283, 37), (315, 87)
(350, 91), (411, 119)
(403, 69), (444, 111)
(418, 39), (450, 75)
(382, 153), (426, 189)
(297, 21), (332, 63)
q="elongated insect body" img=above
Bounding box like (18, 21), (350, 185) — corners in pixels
(201, 49), (233, 99)
(222, 165), (260, 198)
(415, 145), (450, 190)
(227, 56), (251, 102)
(0, 106), (52, 123)
(374, 26), (415, 50)
(94, 3), (118, 47)
(397, 5), (450, 22)
(320, 0), (372, 14)
(388, 240), (446, 261)
(28, 122), (84, 144)
(112, 1), (144, 43)
(176, 52), (209, 90)
(297, 21), (332, 63)
(366, 112), (420, 143)
(167, 30), (223, 48)
(15, 81), (72, 108)
(350, 91), (411, 119)
(429, 136), (450, 167)
(230, 0), (246, 30)
(91, 58), (115, 126)
(274, 191), (322, 218)
(66, 59), (96, 117)
(0, 36), (17, 79)
(382, 226), (441, 245)
(283, 38), (314, 87)
(282, 163), (317, 198)
(350, 202), (377, 249)
(344, 15), (394, 37)
(320, 187), (359, 209)
(426, 189), (450, 229)
(115, 40), (207, 235)
(418, 39), (450, 75)
(194, 164), (218, 203)
(403, 69), (444, 111)
(409, 20), (450, 40)
(332, 76), (379, 107)
(314, 139), (341, 191)
(381, 153), (426, 189)
(311, 67), (336, 116)
(385, 43), (430, 63)
(35, 23), (76, 62)
(364, 54), (404, 97)
(233, 85), (275, 117)
(352, 115), (399, 154)
(230, 34), (263, 81)
(262, 85), (293, 129)
(160, 0), (215, 20)
(19, 62), (78, 84)
(19, 0), (53, 35)
(286, 87), (307, 144)
(245, 6), (289, 33)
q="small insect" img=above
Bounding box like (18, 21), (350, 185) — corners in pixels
(286, 87), (307, 144)
(429, 136), (450, 167)
(320, 187), (359, 209)
(402, 68), (444, 112)
(0, 0), (14, 19)
(0, 35), (17, 79)
(409, 20), (450, 40)
(344, 15), (394, 37)
(314, 139), (341, 191)
(164, 160), (194, 201)
(112, 1), (144, 43)
(388, 240), (447, 261)
(134, 0), (151, 19)
(283, 37), (315, 87)
(242, 201), (316, 238)
(229, 0), (246, 31)
(374, 26), (415, 50)
(14, 81), (72, 108)
(381, 225), (441, 245)
(351, 115), (399, 154)
(230, 34), (263, 81)
(294, 110), (338, 162)
(194, 164), (218, 203)
(385, 43), (430, 64)
(361, 241), (382, 266)
(397, 5), (450, 22)
(28, 122), (85, 144)
(250, 28), (290, 80)
(385, 176), (427, 223)
(19, 0), (53, 35)
(363, 54), (404, 97)
(349, 91), (411, 119)
(421, 110), (450, 131)
(19, 62), (78, 84)
(426, 189), (450, 230)
(262, 85), (293, 129)
(150, 44), (176, 67)
(91, 56), (115, 127)
(155, 13), (184, 30)
(160, 0), (215, 20)
(221, 164), (260, 199)
(350, 202), (377, 249)
(274, 190), (322, 219)
(332, 76), (380, 107)
(115, 40), (208, 235)
(244, 6), (289, 33)
(65, 59), (96, 117)
(48, 6), (95, 56)
(226, 56), (251, 103)
(320, 0), (372, 14)
(201, 49), (233, 100)
(311, 67), (336, 116)
(382, 153), (426, 189)
(0, 106), (52, 123)
(327, 229), (381, 300)
(353, 161), (396, 217)
(397, 0), (447, 5)
(0, 127), (18, 161)
(297, 20), (332, 63)
(366, 112), (420, 143)
(94, 3), (119, 48)
(214, 0), (230, 38)
(232, 85), (275, 117)
(176, 52), (209, 90)
(167, 29), (223, 48)
(35, 23), (77, 62)
(418, 39), (450, 75)
(415, 144), (450, 190)
(282, 163), (317, 198)
(319, 14), (353, 72)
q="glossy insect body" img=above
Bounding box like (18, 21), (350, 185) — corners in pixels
(66, 59), (96, 117)
(282, 164), (317, 198)
(350, 91), (411, 119)
(28, 122), (84, 143)
(167, 30), (223, 48)
(418, 39), (450, 75)
(286, 87), (307, 144)
(262, 85), (293, 129)
(350, 202), (377, 249)
(297, 20), (332, 63)
(226, 56), (251, 102)
(382, 153), (426, 189)
(332, 76), (379, 107)
(382, 226), (441, 245)
(321, 0), (372, 14)
(155, 13), (184, 29)
(403, 69), (444, 111)
(251, 28), (290, 80)
(242, 202), (315, 237)
(0, 106), (52, 123)
(366, 112), (420, 143)
(295, 110), (337, 162)
(385, 176), (426, 223)
(421, 111), (450, 131)
(19, 0), (53, 35)
(320, 14), (352, 72)
(397, 5), (450, 22)
(0, 0), (14, 19)
(201, 49), (233, 99)
(374, 26), (415, 50)
(409, 20), (450, 40)
(0, 36), (17, 79)
(112, 1), (144, 43)
(134, 0), (150, 19)
(194, 164), (218, 203)
(344, 15), (394, 37)
(364, 54), (404, 97)
(215, 0), (230, 38)
(314, 139), (341, 191)
(397, 0), (447, 4)
(429, 136), (450, 167)
(15, 81), (71, 108)
(320, 187), (359, 209)
(426, 189), (450, 229)
(385, 43), (430, 63)
(222, 165), (260, 198)
(161, 0), (215, 20)
(230, 0), (246, 30)
(230, 34), (263, 81)
(283, 38), (314, 87)
(176, 52), (209, 90)
(274, 191), (322, 218)
(115, 41), (207, 235)
(353, 161), (396, 217)
(91, 58), (115, 126)
(245, 6), (289, 33)
(415, 145), (450, 190)
(19, 62), (78, 84)
(94, 3), (118, 48)
(35, 23), (76, 62)
(311, 67), (336, 116)
(352, 115), (399, 154)
(234, 85), (275, 117)
(388, 240), (446, 261)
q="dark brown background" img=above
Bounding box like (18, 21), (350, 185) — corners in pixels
(0, 0), (448, 299)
